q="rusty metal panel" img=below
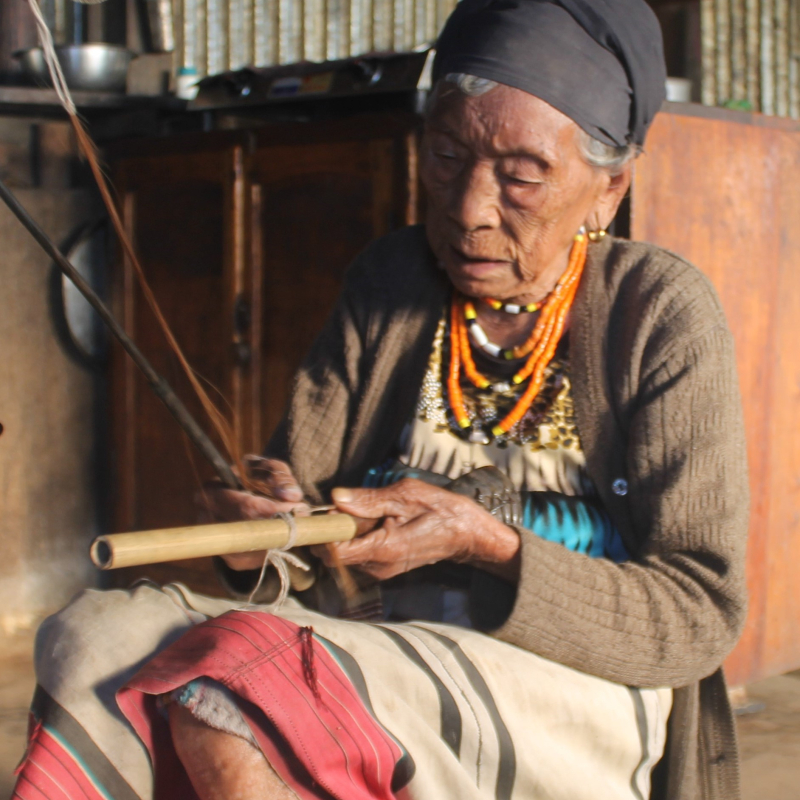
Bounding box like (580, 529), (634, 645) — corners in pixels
(631, 107), (800, 686)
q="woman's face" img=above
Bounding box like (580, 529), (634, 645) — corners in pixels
(420, 82), (630, 301)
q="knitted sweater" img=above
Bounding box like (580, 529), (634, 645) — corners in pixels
(267, 225), (750, 800)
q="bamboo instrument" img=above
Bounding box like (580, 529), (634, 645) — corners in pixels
(90, 513), (358, 570)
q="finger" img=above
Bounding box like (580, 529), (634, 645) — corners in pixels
(318, 526), (397, 567)
(331, 482), (424, 520)
(197, 485), (304, 522)
(247, 457), (304, 502)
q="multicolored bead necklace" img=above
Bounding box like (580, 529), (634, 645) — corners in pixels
(482, 298), (541, 314)
(447, 230), (588, 441)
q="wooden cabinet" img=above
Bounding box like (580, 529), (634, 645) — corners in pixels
(108, 104), (800, 686)
(108, 113), (419, 592)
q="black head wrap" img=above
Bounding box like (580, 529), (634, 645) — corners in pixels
(432, 0), (666, 147)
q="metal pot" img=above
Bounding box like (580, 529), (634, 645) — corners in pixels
(14, 44), (134, 93)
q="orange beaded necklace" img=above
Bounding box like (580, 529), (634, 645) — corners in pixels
(447, 230), (587, 440)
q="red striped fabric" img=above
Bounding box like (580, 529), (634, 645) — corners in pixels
(117, 610), (405, 800)
(12, 725), (107, 800)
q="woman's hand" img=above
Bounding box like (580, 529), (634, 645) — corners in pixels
(197, 456), (308, 571)
(312, 478), (521, 582)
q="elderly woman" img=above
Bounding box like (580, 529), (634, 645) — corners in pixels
(13, 2), (748, 800)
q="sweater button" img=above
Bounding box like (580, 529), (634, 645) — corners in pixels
(612, 478), (628, 496)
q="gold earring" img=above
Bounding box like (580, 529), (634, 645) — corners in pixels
(586, 228), (607, 242)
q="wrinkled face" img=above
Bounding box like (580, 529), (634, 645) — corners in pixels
(420, 82), (624, 301)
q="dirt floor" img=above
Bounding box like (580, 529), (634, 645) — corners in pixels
(2, 626), (799, 799)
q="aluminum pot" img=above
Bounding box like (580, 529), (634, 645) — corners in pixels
(15, 45), (134, 93)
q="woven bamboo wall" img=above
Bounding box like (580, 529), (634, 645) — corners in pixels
(173, 0), (455, 77)
(701, 0), (800, 117)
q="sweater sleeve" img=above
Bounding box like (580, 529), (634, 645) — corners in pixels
(473, 317), (750, 688)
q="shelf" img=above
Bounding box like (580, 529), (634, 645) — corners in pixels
(0, 85), (185, 117)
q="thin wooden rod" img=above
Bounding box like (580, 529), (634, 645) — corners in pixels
(0, 176), (241, 490)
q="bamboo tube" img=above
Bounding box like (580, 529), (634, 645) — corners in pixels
(91, 514), (358, 570)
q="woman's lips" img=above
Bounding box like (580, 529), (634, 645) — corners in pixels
(448, 245), (510, 277)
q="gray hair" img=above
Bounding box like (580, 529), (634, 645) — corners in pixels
(437, 72), (638, 174)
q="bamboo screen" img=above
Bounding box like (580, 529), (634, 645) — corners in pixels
(174, 0), (456, 77)
(701, 0), (800, 117)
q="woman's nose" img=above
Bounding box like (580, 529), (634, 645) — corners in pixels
(448, 161), (502, 232)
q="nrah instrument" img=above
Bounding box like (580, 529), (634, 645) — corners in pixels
(90, 513), (358, 570)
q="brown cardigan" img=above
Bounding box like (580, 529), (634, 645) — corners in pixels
(267, 225), (750, 800)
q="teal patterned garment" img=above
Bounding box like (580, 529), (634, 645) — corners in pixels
(363, 462), (629, 563)
(521, 491), (628, 562)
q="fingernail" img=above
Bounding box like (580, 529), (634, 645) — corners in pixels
(331, 487), (354, 504)
(276, 484), (303, 501)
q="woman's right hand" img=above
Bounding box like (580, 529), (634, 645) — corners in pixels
(196, 456), (308, 570)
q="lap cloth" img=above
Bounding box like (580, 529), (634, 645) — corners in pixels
(12, 582), (671, 800)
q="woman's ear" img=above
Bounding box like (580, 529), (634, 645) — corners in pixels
(588, 162), (633, 231)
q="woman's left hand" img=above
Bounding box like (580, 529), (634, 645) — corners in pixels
(311, 478), (521, 581)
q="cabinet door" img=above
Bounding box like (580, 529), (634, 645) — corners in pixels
(110, 144), (244, 592)
(246, 127), (417, 452)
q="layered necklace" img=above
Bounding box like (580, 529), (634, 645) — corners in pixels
(447, 230), (587, 442)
